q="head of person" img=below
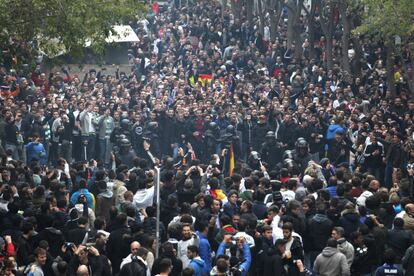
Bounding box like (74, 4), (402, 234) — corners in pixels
(282, 222), (293, 240)
(34, 247), (47, 266)
(274, 238), (287, 255)
(331, 227), (345, 241)
(383, 248), (397, 265)
(215, 255), (230, 274)
(76, 265), (89, 276)
(186, 245), (199, 260)
(182, 267), (195, 276)
(130, 241), (140, 256)
(326, 238), (338, 248)
(393, 217), (404, 229)
(263, 225), (273, 240)
(182, 224), (192, 240)
(158, 258), (172, 274)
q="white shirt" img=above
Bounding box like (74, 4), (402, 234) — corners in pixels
(271, 215), (284, 243)
(356, 190), (373, 206)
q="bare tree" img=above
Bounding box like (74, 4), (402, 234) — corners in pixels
(266, 0), (283, 42)
(317, 0), (335, 71)
(285, 0), (305, 59)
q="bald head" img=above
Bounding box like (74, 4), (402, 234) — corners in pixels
(77, 265), (89, 276)
(130, 241), (140, 255)
(405, 204), (414, 215)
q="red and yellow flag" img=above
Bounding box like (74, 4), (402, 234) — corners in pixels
(198, 74), (213, 88)
(229, 144), (235, 176)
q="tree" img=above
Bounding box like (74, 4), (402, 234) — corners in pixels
(354, 0), (414, 95)
(316, 0), (336, 71)
(0, 0), (146, 59)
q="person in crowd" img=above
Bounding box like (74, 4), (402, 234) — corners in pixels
(186, 245), (205, 276)
(313, 238), (351, 276)
(0, 1), (413, 276)
(331, 226), (354, 268)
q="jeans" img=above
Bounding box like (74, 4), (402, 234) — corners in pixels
(81, 135), (96, 161)
(384, 163), (393, 189)
(49, 141), (59, 165)
(59, 140), (72, 163)
(5, 143), (25, 162)
(98, 137), (112, 166)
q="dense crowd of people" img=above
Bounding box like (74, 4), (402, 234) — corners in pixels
(0, 0), (413, 275)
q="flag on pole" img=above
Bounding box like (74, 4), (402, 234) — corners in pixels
(229, 144), (235, 176)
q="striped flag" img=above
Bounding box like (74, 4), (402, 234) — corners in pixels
(198, 74), (213, 88)
(229, 144), (235, 176)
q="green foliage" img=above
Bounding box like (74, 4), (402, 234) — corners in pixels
(353, 0), (414, 43)
(0, 0), (147, 57)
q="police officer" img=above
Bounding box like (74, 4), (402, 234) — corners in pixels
(261, 131), (284, 170)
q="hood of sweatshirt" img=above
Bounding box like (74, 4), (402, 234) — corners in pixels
(322, 246), (339, 257)
(313, 213), (329, 223)
(191, 257), (205, 268)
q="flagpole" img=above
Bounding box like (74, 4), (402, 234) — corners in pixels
(155, 166), (161, 259)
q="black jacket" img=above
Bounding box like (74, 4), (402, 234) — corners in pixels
(39, 227), (65, 258)
(106, 225), (131, 274)
(307, 213), (333, 252)
(119, 257), (147, 276)
(386, 227), (412, 263)
(338, 209), (360, 239)
(262, 248), (286, 276)
(251, 122), (270, 150)
(68, 254), (104, 276)
(66, 226), (87, 246)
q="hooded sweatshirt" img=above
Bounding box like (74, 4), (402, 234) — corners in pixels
(326, 124), (345, 140)
(189, 256), (206, 276)
(337, 238), (354, 267)
(313, 246), (350, 276)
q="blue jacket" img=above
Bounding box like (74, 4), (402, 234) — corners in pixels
(374, 263), (404, 276)
(217, 242), (251, 276)
(196, 231), (212, 274)
(326, 186), (337, 198)
(26, 142), (47, 165)
(189, 257), (206, 276)
(70, 189), (95, 209)
(326, 124), (345, 140)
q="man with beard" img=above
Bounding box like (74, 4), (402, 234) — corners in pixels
(177, 224), (199, 268)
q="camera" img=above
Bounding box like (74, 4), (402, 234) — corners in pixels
(65, 242), (74, 249)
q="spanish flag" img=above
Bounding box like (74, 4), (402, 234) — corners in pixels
(198, 74), (213, 88)
(229, 144), (235, 176)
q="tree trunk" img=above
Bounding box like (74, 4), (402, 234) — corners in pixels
(349, 24), (363, 76)
(268, 0), (281, 42)
(339, 1), (351, 74)
(246, 0), (254, 25)
(385, 41), (396, 96)
(406, 43), (414, 97)
(257, 0), (265, 35)
(293, 0), (304, 60)
(326, 35), (334, 71)
(286, 1), (295, 48)
(294, 23), (303, 60)
(308, 0), (317, 59)
(318, 0), (335, 72)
